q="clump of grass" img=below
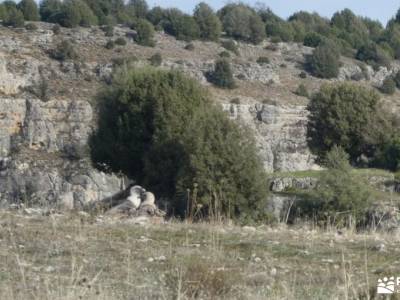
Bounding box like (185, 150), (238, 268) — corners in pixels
(221, 40), (239, 56)
(257, 56), (270, 65)
(165, 258), (240, 299)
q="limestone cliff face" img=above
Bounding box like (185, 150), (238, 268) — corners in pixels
(0, 22), (397, 208)
(0, 97), (123, 207)
(222, 103), (318, 172)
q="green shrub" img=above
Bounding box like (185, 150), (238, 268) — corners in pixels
(221, 40), (239, 55)
(52, 24), (61, 34)
(265, 20), (294, 42)
(126, 0), (148, 19)
(303, 32), (324, 47)
(59, 0), (98, 28)
(39, 0), (63, 23)
(102, 25), (114, 37)
(380, 77), (396, 95)
(193, 2), (221, 41)
(356, 43), (391, 69)
(112, 56), (138, 67)
(185, 43), (195, 51)
(307, 83), (388, 162)
(133, 18), (155, 47)
(90, 68), (269, 220)
(18, 0), (39, 21)
(3, 7), (24, 27)
(256, 56), (270, 65)
(219, 51), (230, 58)
(114, 37), (127, 46)
(373, 137), (400, 171)
(162, 9), (200, 41)
(219, 4), (265, 44)
(270, 36), (281, 43)
(105, 40), (115, 49)
(149, 53), (162, 66)
(307, 42), (341, 79)
(207, 59), (236, 89)
(25, 22), (37, 30)
(230, 98), (240, 104)
(297, 146), (372, 227)
(294, 83), (309, 98)
(299, 71), (307, 78)
(50, 40), (77, 61)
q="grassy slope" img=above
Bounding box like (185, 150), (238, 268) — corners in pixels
(0, 211), (399, 300)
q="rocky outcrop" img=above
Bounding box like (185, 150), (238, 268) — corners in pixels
(233, 62), (280, 84)
(0, 98), (92, 155)
(222, 103), (318, 172)
(270, 177), (317, 192)
(0, 95), (120, 207)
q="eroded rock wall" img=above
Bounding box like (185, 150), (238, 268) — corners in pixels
(222, 103), (318, 172)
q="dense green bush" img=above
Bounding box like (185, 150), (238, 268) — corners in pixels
(25, 22), (37, 30)
(256, 56), (270, 65)
(303, 32), (324, 47)
(219, 51), (230, 58)
(393, 71), (400, 88)
(149, 53), (162, 66)
(133, 18), (155, 47)
(102, 24), (114, 37)
(18, 0), (39, 21)
(193, 2), (221, 41)
(39, 0), (62, 23)
(146, 6), (165, 26)
(207, 59), (236, 89)
(0, 4), (7, 20)
(3, 6), (24, 27)
(90, 68), (269, 220)
(356, 43), (391, 69)
(111, 55), (138, 67)
(380, 77), (396, 95)
(299, 71), (307, 78)
(52, 24), (61, 34)
(306, 42), (341, 78)
(59, 0), (98, 27)
(82, 0), (122, 25)
(50, 40), (78, 61)
(114, 37), (127, 46)
(219, 4), (265, 44)
(185, 43), (195, 51)
(294, 83), (309, 98)
(373, 137), (400, 171)
(331, 9), (369, 49)
(161, 9), (200, 41)
(265, 20), (294, 42)
(297, 146), (372, 227)
(126, 0), (148, 19)
(221, 40), (239, 55)
(105, 40), (115, 49)
(307, 83), (388, 162)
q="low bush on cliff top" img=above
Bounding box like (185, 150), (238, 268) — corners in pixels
(90, 67), (269, 221)
(49, 40), (78, 61)
(294, 146), (373, 227)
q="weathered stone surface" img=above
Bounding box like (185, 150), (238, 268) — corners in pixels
(270, 177), (318, 192)
(0, 55), (30, 95)
(233, 62), (280, 84)
(222, 103), (318, 172)
(0, 158), (123, 208)
(0, 98), (93, 155)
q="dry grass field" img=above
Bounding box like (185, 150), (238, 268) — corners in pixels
(0, 210), (399, 299)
